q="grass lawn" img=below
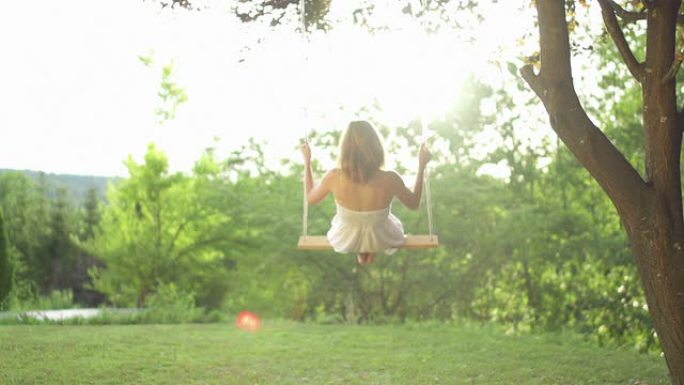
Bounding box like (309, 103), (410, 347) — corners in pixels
(0, 321), (669, 385)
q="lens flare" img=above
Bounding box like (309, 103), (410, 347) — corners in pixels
(236, 310), (261, 332)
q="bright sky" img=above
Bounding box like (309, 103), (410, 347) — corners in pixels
(0, 0), (541, 177)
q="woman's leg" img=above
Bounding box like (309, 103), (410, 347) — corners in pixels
(358, 252), (376, 265)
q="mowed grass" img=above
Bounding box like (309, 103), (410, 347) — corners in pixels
(0, 321), (669, 385)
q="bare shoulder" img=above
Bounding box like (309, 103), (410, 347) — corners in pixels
(321, 168), (340, 186)
(325, 168), (341, 179)
(381, 170), (402, 180)
(380, 170), (403, 187)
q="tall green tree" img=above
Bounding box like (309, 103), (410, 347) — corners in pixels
(43, 188), (81, 294)
(0, 172), (50, 296)
(79, 187), (101, 242)
(0, 207), (12, 309)
(89, 144), (252, 307)
(521, 0), (684, 381)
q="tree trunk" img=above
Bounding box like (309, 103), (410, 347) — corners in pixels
(627, 200), (684, 384)
(521, 0), (684, 382)
(521, 257), (539, 323)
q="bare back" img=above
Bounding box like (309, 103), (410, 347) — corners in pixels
(303, 143), (430, 213)
(330, 169), (396, 211)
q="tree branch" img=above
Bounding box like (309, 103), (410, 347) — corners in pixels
(520, 65), (544, 98)
(606, 0), (647, 22)
(598, 0), (644, 81)
(522, 0), (649, 223)
(662, 52), (684, 84)
(606, 0), (684, 24)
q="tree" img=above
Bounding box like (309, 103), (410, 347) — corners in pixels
(0, 207), (12, 309)
(520, 0), (684, 382)
(89, 144), (255, 307)
(0, 172), (51, 296)
(79, 187), (101, 242)
(89, 144), (190, 306)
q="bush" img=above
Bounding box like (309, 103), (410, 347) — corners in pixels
(140, 283), (203, 324)
(9, 289), (76, 311)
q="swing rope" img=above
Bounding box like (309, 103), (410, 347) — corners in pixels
(425, 166), (435, 240)
(301, 0), (309, 240)
(302, 159), (309, 238)
(419, 0), (435, 241)
(421, 115), (435, 241)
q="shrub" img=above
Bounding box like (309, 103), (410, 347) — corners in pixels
(141, 283), (203, 324)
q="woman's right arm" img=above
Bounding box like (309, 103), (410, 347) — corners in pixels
(391, 144), (431, 210)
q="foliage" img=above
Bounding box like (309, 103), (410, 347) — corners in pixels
(9, 289), (76, 311)
(0, 172), (102, 308)
(79, 187), (101, 242)
(136, 52), (189, 124)
(140, 282), (203, 323)
(155, 60), (188, 123)
(87, 144), (235, 307)
(235, 0), (332, 30)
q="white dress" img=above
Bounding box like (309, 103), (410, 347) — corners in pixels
(327, 202), (407, 254)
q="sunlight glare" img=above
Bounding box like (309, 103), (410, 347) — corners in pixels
(297, 23), (471, 133)
(0, 0), (534, 176)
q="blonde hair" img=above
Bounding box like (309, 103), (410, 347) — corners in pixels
(338, 121), (385, 184)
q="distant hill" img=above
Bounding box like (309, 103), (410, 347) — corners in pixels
(0, 169), (116, 202)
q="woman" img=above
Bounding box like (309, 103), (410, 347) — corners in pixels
(301, 120), (432, 265)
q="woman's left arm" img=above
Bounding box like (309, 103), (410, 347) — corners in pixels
(301, 143), (333, 205)
(306, 169), (334, 205)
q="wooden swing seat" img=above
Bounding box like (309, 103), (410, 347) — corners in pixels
(297, 234), (439, 250)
